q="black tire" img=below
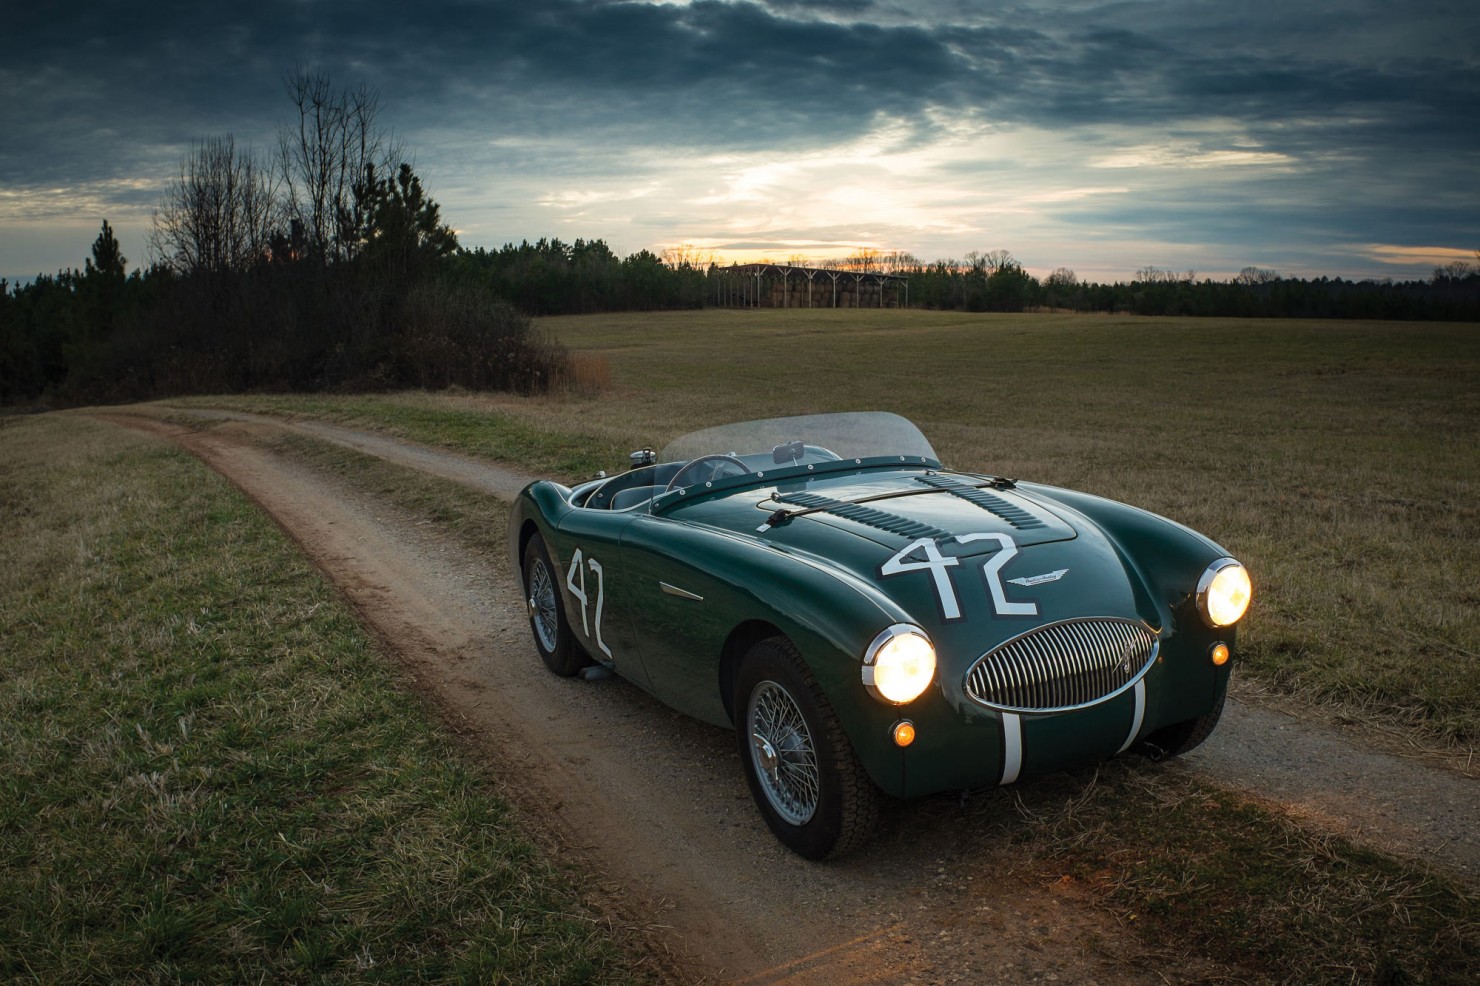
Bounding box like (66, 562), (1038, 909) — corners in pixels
(735, 637), (880, 860)
(1137, 687), (1227, 761)
(522, 533), (587, 677)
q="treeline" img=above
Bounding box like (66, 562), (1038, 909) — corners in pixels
(446, 239), (708, 315)
(0, 224), (573, 406)
(901, 256), (1480, 320)
(721, 247), (1480, 319)
(0, 227), (713, 406)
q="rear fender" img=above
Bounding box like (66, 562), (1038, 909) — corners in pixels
(508, 481), (575, 575)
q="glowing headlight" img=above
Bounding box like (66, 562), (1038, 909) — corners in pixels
(862, 624), (936, 705)
(1197, 559), (1252, 628)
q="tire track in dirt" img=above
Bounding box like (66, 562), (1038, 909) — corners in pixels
(156, 406), (532, 498)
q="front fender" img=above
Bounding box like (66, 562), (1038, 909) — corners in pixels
(616, 515), (919, 789)
(1019, 482), (1238, 725)
(1018, 482), (1231, 609)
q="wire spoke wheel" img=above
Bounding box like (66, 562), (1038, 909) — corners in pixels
(735, 637), (881, 859)
(528, 556), (559, 653)
(521, 532), (587, 677)
(747, 680), (820, 825)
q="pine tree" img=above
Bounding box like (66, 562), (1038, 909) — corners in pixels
(347, 163), (457, 281)
(85, 220), (126, 281)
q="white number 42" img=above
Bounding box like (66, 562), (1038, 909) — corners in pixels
(880, 533), (1037, 619)
(565, 548), (612, 657)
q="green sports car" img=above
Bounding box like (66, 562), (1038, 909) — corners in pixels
(509, 412), (1251, 859)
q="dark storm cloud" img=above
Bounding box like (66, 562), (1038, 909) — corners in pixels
(761, 0), (878, 15)
(3, 0), (963, 185)
(5, 0), (1476, 189)
(3, 1), (1477, 281)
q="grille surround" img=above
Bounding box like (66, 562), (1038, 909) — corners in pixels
(963, 617), (1159, 713)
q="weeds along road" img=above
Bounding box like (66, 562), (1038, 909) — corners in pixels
(96, 408), (1477, 985)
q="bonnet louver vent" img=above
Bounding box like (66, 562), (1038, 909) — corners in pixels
(771, 492), (953, 541)
(915, 475), (1047, 530)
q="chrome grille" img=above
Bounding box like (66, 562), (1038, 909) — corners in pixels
(964, 618), (1159, 713)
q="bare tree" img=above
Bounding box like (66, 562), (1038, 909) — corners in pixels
(1046, 267), (1078, 289)
(1137, 266), (1198, 284)
(878, 250), (919, 273)
(980, 249), (1017, 274)
(1433, 260), (1475, 283)
(661, 242), (720, 269)
(278, 69), (399, 264)
(149, 135), (279, 275)
(1040, 267), (1079, 310)
(962, 249), (1016, 275)
(1236, 266), (1280, 285)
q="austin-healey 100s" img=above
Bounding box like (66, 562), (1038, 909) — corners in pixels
(509, 412), (1250, 859)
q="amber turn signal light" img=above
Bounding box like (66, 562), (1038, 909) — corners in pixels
(1210, 642), (1231, 667)
(891, 720), (917, 748)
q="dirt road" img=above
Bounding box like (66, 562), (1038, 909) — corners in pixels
(96, 409), (1477, 984)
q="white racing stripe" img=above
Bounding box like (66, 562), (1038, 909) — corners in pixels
(1117, 679), (1146, 754)
(1002, 678), (1143, 786)
(1000, 712), (1023, 785)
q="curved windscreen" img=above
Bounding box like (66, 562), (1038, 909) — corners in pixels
(658, 412), (937, 465)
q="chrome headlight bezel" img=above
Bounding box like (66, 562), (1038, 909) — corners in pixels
(1197, 557), (1252, 628)
(861, 623), (937, 705)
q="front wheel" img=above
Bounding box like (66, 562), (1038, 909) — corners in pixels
(1137, 688), (1227, 760)
(735, 637), (880, 860)
(522, 533), (587, 677)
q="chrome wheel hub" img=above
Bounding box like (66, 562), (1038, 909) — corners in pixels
(752, 734), (779, 776)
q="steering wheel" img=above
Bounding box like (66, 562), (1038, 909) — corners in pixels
(665, 454), (754, 491)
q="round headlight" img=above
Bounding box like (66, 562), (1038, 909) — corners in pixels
(862, 624), (936, 705)
(1198, 559), (1252, 628)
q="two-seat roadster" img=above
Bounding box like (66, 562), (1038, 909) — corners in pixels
(509, 412), (1251, 858)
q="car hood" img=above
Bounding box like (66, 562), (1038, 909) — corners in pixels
(665, 470), (1072, 550)
(759, 473), (1076, 552)
(656, 468), (1159, 636)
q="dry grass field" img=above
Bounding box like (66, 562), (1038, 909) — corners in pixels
(0, 416), (645, 982)
(180, 309), (1480, 753)
(15, 308), (1478, 982)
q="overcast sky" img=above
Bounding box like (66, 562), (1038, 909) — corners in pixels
(2, 0), (1477, 284)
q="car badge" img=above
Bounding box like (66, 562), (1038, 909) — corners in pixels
(1007, 568), (1068, 587)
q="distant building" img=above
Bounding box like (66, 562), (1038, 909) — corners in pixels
(712, 263), (908, 309)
